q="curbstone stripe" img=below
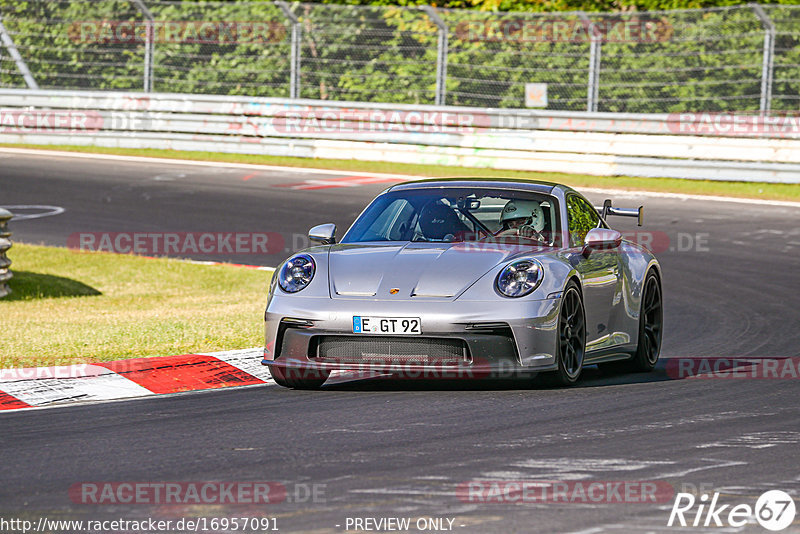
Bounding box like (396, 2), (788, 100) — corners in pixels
(0, 348), (270, 412)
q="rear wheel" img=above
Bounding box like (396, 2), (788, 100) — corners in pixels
(269, 360), (330, 389)
(631, 271), (663, 371)
(600, 270), (663, 374)
(546, 282), (586, 386)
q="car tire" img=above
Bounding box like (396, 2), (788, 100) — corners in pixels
(600, 270), (663, 374)
(630, 270), (663, 371)
(269, 360), (330, 390)
(545, 281), (586, 386)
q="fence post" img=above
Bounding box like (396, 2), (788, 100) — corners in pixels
(421, 6), (448, 106)
(277, 1), (301, 99)
(0, 208), (13, 298)
(132, 0), (154, 92)
(752, 4), (775, 114)
(579, 12), (601, 113)
(0, 15), (39, 89)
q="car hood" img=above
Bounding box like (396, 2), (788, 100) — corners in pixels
(328, 242), (547, 299)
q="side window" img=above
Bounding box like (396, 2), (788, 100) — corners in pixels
(566, 195), (600, 247)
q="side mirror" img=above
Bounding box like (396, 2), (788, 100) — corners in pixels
(582, 228), (622, 257)
(309, 223), (336, 245)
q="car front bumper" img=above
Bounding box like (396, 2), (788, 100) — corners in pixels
(262, 295), (562, 377)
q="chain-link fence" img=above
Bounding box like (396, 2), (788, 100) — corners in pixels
(0, 0), (798, 113)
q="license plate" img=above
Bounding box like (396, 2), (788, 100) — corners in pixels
(353, 316), (421, 335)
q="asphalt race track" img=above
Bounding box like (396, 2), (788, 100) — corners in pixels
(1, 151), (799, 533)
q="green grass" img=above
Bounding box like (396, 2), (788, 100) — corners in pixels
(0, 243), (270, 368)
(3, 143), (799, 202)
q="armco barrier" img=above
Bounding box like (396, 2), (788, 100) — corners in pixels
(1, 89), (799, 183)
(0, 208), (12, 298)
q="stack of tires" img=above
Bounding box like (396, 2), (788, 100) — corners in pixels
(0, 208), (13, 298)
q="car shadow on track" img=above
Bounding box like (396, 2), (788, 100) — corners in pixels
(319, 363), (673, 392)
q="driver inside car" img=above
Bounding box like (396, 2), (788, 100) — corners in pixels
(496, 200), (546, 242)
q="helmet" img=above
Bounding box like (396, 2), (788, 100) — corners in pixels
(500, 200), (545, 232)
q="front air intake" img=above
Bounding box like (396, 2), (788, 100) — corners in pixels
(311, 336), (470, 365)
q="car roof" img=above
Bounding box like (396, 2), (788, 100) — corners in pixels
(387, 177), (561, 195)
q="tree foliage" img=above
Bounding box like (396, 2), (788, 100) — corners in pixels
(1, 0), (797, 113)
(319, 0), (800, 13)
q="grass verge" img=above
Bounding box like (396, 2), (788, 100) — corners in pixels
(2, 143), (799, 202)
(1, 243), (270, 368)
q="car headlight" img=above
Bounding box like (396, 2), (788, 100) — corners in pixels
(278, 254), (315, 293)
(496, 259), (544, 298)
(266, 270), (279, 310)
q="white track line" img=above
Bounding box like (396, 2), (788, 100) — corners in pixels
(175, 259), (275, 271)
(0, 147), (414, 179)
(2, 146), (798, 208)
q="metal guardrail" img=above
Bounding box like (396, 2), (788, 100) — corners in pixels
(1, 89), (799, 183)
(0, 208), (12, 298)
(4, 89), (800, 140)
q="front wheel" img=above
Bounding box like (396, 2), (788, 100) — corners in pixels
(546, 282), (586, 386)
(269, 360), (330, 389)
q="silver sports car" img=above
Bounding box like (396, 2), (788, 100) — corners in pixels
(262, 179), (662, 389)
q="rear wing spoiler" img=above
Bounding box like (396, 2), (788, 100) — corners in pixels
(595, 199), (643, 226)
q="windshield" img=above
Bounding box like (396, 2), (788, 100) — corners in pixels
(342, 188), (560, 246)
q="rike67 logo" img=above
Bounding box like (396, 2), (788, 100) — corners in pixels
(668, 490), (796, 531)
